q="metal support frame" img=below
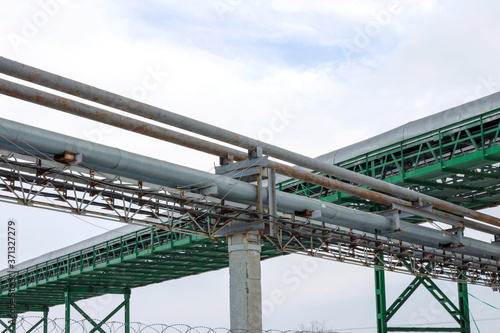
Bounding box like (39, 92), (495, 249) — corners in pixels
(218, 149), (265, 331)
(375, 265), (471, 332)
(458, 274), (470, 333)
(216, 147), (278, 236)
(267, 166), (278, 236)
(375, 255), (387, 333)
(1, 307), (48, 333)
(18, 307), (50, 333)
(26, 307), (49, 333)
(2, 57), (500, 231)
(64, 287), (130, 333)
(377, 202), (469, 254)
(2, 119), (500, 267)
(0, 320), (15, 333)
(43, 307), (48, 333)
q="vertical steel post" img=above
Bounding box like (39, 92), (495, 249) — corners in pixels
(256, 167), (263, 220)
(267, 167), (277, 236)
(374, 256), (387, 333)
(458, 275), (471, 333)
(124, 289), (130, 333)
(2, 318), (18, 333)
(43, 307), (48, 333)
(64, 288), (70, 333)
(0, 320), (9, 333)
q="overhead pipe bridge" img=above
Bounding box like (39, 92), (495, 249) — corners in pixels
(1, 57), (500, 332)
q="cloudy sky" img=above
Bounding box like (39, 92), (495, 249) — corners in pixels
(1, 0), (500, 331)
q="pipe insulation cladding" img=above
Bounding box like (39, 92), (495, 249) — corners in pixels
(2, 77), (500, 236)
(0, 117), (499, 259)
(1, 57), (500, 229)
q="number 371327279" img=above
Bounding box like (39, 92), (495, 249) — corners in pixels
(7, 220), (16, 269)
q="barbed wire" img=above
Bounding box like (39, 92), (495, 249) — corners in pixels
(3, 317), (346, 333)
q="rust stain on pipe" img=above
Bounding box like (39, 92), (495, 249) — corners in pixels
(2, 76), (500, 233)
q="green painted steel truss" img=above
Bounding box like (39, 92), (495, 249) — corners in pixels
(0, 228), (282, 317)
(2, 103), (500, 327)
(278, 108), (500, 213)
(375, 260), (471, 333)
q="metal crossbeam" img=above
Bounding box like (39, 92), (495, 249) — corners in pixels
(263, 221), (500, 287)
(2, 142), (500, 315)
(0, 151), (261, 238)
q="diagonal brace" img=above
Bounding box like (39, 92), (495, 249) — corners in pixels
(0, 320), (14, 333)
(25, 318), (45, 333)
(70, 300), (125, 333)
(421, 278), (466, 324)
(386, 276), (425, 322)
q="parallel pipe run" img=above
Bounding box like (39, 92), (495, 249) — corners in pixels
(270, 163), (500, 235)
(3, 78), (500, 236)
(1, 57), (499, 229)
(0, 78), (249, 162)
(0, 117), (500, 260)
(0, 78), (404, 208)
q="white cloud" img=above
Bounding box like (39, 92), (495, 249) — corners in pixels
(1, 0), (500, 330)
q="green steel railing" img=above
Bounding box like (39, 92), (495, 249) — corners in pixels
(279, 108), (500, 212)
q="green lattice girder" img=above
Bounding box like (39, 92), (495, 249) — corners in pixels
(375, 258), (471, 333)
(279, 108), (500, 213)
(0, 228), (282, 316)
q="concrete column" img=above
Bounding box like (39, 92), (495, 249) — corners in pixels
(228, 231), (262, 332)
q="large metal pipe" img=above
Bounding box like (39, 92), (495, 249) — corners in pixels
(0, 57), (499, 229)
(0, 78), (249, 162)
(0, 117), (499, 260)
(0, 77), (402, 206)
(3, 78), (500, 236)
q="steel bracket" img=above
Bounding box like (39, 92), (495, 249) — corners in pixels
(440, 227), (465, 252)
(392, 203), (464, 228)
(215, 147), (278, 236)
(215, 157), (268, 183)
(199, 185), (218, 196)
(54, 151), (83, 165)
(376, 209), (402, 237)
(214, 221), (265, 237)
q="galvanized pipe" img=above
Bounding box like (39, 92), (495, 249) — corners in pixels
(2, 78), (500, 236)
(0, 57), (499, 229)
(0, 78), (249, 162)
(271, 163), (500, 235)
(0, 79), (408, 209)
(0, 117), (499, 259)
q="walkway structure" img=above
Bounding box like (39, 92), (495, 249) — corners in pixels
(280, 96), (500, 213)
(0, 224), (282, 331)
(0, 57), (499, 332)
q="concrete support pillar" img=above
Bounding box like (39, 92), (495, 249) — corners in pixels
(228, 231), (262, 332)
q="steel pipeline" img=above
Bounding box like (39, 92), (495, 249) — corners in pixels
(2, 78), (500, 235)
(0, 117), (500, 259)
(1, 57), (499, 228)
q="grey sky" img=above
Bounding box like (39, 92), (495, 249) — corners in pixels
(1, 0), (500, 331)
